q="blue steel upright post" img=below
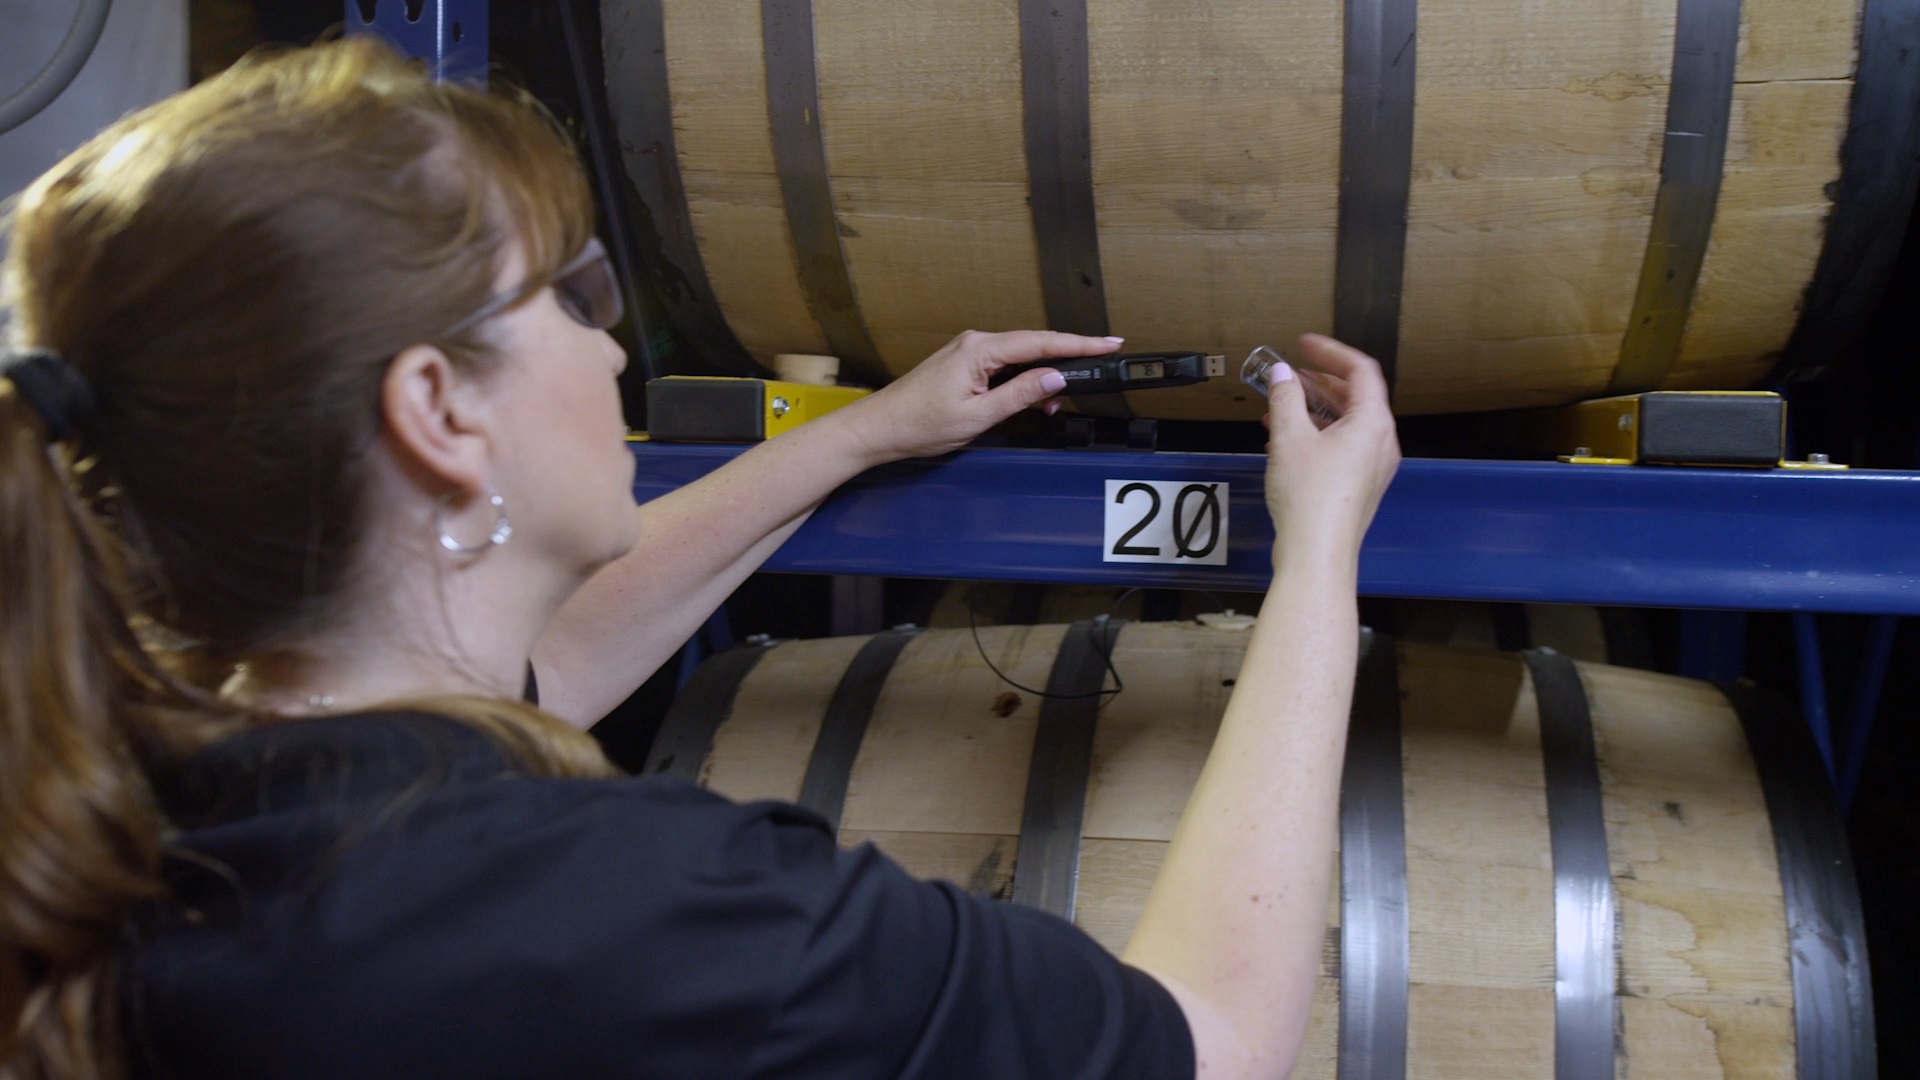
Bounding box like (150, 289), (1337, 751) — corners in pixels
(346, 0), (489, 85)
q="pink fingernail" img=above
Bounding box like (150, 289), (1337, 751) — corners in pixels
(1040, 371), (1068, 393)
(1272, 361), (1295, 384)
(1103, 335), (1126, 343)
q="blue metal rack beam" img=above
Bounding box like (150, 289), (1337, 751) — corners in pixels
(346, 0), (489, 84)
(630, 444), (1920, 614)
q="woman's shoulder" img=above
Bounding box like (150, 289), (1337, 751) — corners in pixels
(160, 706), (835, 880)
(129, 711), (846, 1079)
(130, 710), (1194, 1080)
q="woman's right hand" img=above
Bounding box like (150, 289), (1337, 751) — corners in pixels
(1126, 333), (1397, 1078)
(1261, 333), (1401, 569)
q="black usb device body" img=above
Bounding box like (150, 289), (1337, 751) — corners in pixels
(990, 351), (1227, 394)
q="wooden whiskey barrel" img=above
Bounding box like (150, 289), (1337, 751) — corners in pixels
(647, 622), (1873, 1078)
(923, 582), (1650, 667)
(602, 0), (1917, 419)
(1373, 598), (1651, 667)
(922, 582), (1227, 631)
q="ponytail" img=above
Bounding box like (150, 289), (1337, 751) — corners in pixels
(0, 371), (616, 1079)
(1, 381), (171, 1080)
(0, 38), (625, 1076)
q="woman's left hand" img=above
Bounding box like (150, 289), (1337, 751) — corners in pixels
(837, 329), (1123, 462)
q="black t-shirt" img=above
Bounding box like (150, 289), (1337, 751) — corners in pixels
(125, 712), (1195, 1079)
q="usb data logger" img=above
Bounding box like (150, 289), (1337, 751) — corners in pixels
(991, 351), (1227, 394)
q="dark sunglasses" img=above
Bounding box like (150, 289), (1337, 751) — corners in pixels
(445, 237), (624, 337)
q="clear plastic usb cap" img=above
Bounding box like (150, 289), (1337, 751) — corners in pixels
(1240, 345), (1287, 397)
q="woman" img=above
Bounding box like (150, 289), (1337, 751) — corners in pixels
(0, 38), (1398, 1080)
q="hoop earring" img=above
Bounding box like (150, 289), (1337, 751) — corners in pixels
(437, 488), (513, 555)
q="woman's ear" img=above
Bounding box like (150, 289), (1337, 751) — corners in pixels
(379, 344), (494, 495)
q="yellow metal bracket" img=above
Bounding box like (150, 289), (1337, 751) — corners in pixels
(639, 376), (873, 443)
(1504, 391), (1846, 469)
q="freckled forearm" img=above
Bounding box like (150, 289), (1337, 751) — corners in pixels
(1123, 561), (1358, 1077)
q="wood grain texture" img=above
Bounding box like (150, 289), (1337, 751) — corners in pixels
(700, 634), (870, 799)
(839, 828), (1019, 899)
(702, 624), (1805, 1077)
(1090, 0), (1341, 420)
(656, 0), (1860, 415)
(662, 2), (826, 359)
(842, 623), (1065, 837)
(652, 1), (1866, 411)
(1673, 78), (1854, 386)
(816, 0), (1047, 376)
(1407, 985), (1556, 1080)
(1583, 661), (1797, 1078)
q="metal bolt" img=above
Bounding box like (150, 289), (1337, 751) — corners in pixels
(1809, 453), (1830, 465)
(770, 396), (791, 418)
(1618, 414), (1634, 431)
(1573, 446), (1592, 458)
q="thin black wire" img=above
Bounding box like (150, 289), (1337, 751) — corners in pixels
(968, 598), (1121, 701)
(966, 583), (1227, 702)
(965, 585), (1251, 701)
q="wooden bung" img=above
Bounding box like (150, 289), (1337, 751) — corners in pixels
(772, 352), (841, 386)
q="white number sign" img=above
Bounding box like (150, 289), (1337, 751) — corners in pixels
(1102, 480), (1229, 565)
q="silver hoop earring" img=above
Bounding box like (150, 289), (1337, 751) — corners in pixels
(437, 488), (513, 555)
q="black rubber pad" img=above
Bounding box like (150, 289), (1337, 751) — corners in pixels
(1638, 393), (1783, 467)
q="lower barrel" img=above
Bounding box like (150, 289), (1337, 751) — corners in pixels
(925, 583), (1648, 666)
(649, 621), (1872, 1078)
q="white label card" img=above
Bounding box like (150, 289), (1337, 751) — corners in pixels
(1102, 480), (1230, 565)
